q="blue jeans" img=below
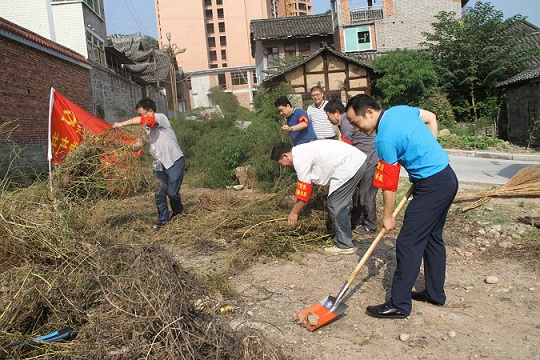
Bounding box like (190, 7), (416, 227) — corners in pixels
(154, 157), (185, 225)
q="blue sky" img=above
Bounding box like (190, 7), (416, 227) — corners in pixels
(104, 0), (540, 38)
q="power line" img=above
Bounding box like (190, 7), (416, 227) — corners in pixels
(123, 0), (149, 36)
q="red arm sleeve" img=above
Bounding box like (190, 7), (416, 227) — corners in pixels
(373, 160), (401, 191)
(294, 180), (312, 202)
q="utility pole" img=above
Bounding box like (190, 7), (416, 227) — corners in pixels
(162, 32), (185, 115)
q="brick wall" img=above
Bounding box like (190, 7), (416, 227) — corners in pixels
(0, 35), (91, 175)
(90, 64), (144, 123)
(375, 0), (461, 51)
(506, 81), (540, 147)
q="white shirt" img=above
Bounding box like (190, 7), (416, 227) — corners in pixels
(145, 113), (183, 170)
(292, 140), (366, 195)
(307, 100), (336, 139)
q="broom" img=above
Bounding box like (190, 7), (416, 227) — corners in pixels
(455, 166), (540, 211)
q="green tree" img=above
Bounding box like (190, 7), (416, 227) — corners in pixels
(371, 49), (439, 106)
(422, 1), (539, 123)
(141, 35), (159, 50)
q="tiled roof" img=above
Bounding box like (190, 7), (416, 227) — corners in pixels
(251, 13), (333, 40)
(499, 62), (540, 86)
(262, 46), (372, 84)
(499, 22), (540, 86)
(0, 16), (88, 64)
(109, 35), (171, 84)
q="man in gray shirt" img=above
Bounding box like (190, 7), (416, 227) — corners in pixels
(113, 98), (185, 229)
(325, 99), (379, 234)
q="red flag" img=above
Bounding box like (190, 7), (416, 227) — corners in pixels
(48, 88), (139, 164)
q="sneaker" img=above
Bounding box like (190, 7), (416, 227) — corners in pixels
(153, 223), (167, 231)
(169, 211), (183, 221)
(353, 226), (376, 235)
(324, 246), (356, 255)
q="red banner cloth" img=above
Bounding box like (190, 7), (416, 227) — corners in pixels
(48, 89), (139, 164)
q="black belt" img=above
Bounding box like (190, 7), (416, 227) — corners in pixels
(323, 136), (337, 140)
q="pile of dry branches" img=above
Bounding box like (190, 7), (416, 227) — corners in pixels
(455, 166), (540, 211)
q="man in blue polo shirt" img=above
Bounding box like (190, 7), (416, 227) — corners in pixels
(345, 94), (458, 319)
(274, 96), (317, 145)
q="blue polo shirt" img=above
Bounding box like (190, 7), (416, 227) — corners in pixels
(376, 106), (448, 179)
(287, 108), (317, 145)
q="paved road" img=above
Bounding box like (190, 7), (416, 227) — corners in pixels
(400, 153), (540, 185)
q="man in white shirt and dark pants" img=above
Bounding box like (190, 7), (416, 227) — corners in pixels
(271, 140), (366, 254)
(307, 86), (336, 140)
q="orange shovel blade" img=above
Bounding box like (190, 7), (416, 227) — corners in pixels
(293, 296), (348, 331)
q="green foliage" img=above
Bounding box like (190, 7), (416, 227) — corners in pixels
(418, 92), (456, 130)
(140, 35), (159, 50)
(170, 82), (296, 191)
(249, 83), (297, 191)
(372, 49), (439, 106)
(207, 86), (237, 117)
(422, 1), (540, 123)
(437, 134), (506, 150)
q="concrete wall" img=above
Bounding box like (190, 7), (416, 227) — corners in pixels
(51, 3), (87, 58)
(0, 0), (56, 40)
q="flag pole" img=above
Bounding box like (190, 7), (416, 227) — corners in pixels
(48, 87), (55, 193)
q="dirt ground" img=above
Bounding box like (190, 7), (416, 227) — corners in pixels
(159, 181), (540, 360)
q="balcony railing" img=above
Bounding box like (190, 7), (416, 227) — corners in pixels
(350, 6), (384, 24)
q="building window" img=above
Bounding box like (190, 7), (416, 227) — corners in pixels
(266, 47), (279, 63)
(298, 3), (306, 10)
(221, 49), (227, 60)
(284, 44), (296, 56)
(222, 63), (227, 67)
(205, 9), (213, 20)
(231, 71), (248, 85)
(217, 8), (224, 19)
(53, 0), (104, 18)
(206, 23), (214, 34)
(252, 71), (257, 85)
(210, 64), (218, 69)
(299, 42), (310, 53)
(86, 31), (105, 65)
(220, 36), (227, 46)
(216, 0), (222, 4)
(209, 50), (217, 61)
(344, 26), (372, 52)
(218, 73), (226, 87)
(218, 22), (226, 32)
(357, 31), (370, 44)
(204, 0), (211, 6)
(208, 37), (216, 48)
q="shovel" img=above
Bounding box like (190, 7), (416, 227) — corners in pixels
(294, 185), (414, 331)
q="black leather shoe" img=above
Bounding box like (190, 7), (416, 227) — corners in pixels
(365, 301), (408, 319)
(411, 290), (444, 306)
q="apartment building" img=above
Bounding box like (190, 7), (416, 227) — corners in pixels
(155, 0), (278, 109)
(272, 0), (314, 17)
(331, 0), (468, 61)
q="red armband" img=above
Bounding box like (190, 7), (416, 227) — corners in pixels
(295, 180), (312, 202)
(140, 115), (156, 128)
(298, 115), (309, 124)
(340, 136), (352, 145)
(372, 160), (401, 191)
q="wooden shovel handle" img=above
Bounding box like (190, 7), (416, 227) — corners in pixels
(347, 185), (414, 285)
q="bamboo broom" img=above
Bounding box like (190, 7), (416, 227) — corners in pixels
(455, 166), (540, 211)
